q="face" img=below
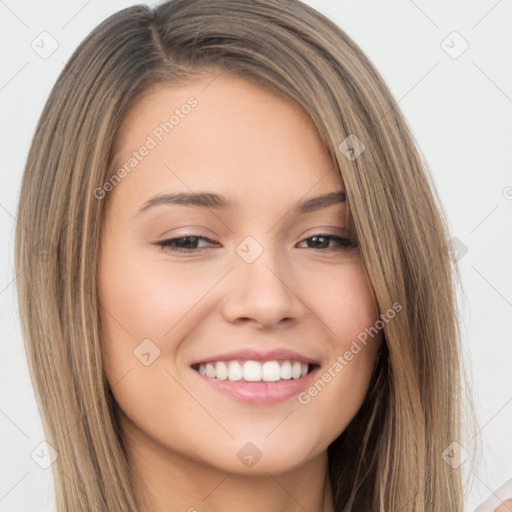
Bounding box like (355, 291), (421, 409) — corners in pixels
(98, 73), (382, 477)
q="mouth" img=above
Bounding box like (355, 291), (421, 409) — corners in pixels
(191, 360), (320, 383)
(190, 358), (321, 405)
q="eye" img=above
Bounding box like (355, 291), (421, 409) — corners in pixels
(156, 235), (215, 253)
(296, 234), (358, 250)
(155, 233), (359, 254)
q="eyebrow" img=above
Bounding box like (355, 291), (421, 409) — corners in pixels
(137, 190), (346, 215)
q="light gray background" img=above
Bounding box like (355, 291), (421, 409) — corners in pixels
(1, 1), (511, 511)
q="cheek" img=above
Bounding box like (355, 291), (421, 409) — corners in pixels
(98, 242), (222, 355)
(295, 260), (381, 434)
(98, 245), (202, 440)
(310, 258), (378, 347)
(296, 351), (379, 451)
(98, 242), (227, 417)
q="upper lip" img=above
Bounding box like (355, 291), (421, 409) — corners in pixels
(189, 347), (320, 367)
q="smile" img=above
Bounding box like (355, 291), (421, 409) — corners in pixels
(192, 359), (315, 382)
(191, 359), (320, 405)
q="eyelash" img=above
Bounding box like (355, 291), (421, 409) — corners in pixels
(156, 234), (358, 253)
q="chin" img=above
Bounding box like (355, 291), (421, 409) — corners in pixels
(198, 435), (326, 476)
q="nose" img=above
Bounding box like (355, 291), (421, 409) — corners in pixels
(221, 244), (306, 329)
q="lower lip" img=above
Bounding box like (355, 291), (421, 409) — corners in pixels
(192, 366), (320, 405)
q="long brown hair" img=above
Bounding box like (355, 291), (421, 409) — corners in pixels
(15, 1), (477, 510)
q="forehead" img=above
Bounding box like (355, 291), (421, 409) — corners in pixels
(106, 73), (343, 218)
(114, 71), (331, 163)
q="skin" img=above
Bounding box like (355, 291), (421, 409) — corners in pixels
(98, 72), (382, 512)
(495, 501), (512, 512)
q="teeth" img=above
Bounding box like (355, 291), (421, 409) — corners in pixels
(196, 360), (312, 382)
(281, 361), (292, 380)
(215, 361), (228, 380)
(205, 363), (215, 378)
(261, 361), (281, 382)
(243, 360), (261, 381)
(227, 361), (243, 381)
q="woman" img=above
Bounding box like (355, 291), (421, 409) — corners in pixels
(15, 0), (480, 510)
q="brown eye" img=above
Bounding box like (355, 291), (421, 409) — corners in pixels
(297, 235), (358, 250)
(157, 235), (215, 252)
